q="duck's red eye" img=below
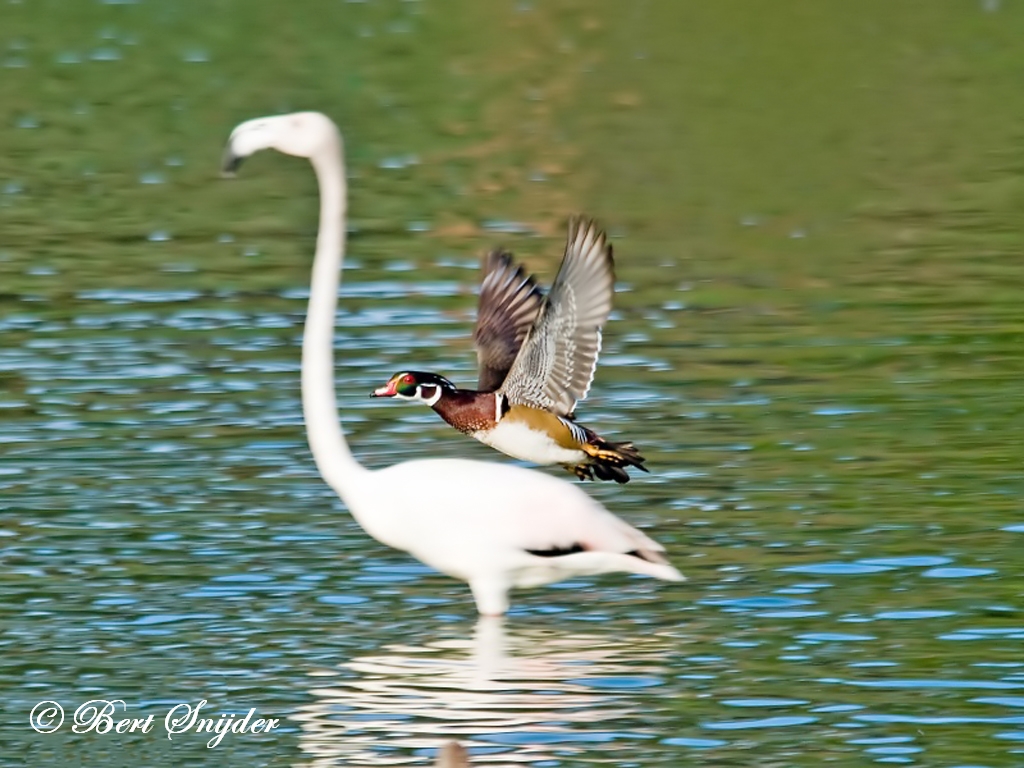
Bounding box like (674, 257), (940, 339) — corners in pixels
(402, 374), (415, 385)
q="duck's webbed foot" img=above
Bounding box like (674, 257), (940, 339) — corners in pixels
(566, 463), (596, 481)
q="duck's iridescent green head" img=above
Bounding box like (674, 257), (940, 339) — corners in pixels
(370, 371), (454, 406)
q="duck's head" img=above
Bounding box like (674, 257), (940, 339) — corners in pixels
(222, 111), (340, 175)
(371, 371), (455, 407)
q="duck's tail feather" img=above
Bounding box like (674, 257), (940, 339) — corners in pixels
(576, 435), (648, 484)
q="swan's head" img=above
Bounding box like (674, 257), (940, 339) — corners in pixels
(222, 112), (340, 176)
(370, 371), (455, 407)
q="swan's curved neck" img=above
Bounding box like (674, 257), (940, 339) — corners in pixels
(302, 138), (369, 494)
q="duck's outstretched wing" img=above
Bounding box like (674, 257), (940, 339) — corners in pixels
(499, 217), (614, 416)
(473, 250), (544, 392)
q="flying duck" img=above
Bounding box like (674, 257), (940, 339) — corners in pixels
(372, 218), (647, 483)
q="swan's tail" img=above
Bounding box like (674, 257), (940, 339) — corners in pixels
(621, 551), (686, 582)
(520, 550), (685, 586)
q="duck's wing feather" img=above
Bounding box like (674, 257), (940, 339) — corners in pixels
(473, 250), (544, 392)
(499, 217), (614, 416)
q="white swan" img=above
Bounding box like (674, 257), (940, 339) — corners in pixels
(221, 112), (684, 615)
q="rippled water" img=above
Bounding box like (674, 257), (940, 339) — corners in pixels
(3, 1), (1024, 766)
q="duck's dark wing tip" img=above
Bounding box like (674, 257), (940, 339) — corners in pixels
(474, 249), (544, 392)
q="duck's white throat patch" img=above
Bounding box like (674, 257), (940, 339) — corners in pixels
(422, 385), (442, 407)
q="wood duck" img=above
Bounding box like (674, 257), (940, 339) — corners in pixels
(371, 217), (647, 483)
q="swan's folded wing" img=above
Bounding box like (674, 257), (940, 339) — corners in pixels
(473, 250), (544, 392)
(499, 218), (614, 416)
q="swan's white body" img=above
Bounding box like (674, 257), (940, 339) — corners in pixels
(223, 112), (683, 615)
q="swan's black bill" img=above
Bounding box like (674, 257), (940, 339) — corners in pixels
(220, 148), (244, 178)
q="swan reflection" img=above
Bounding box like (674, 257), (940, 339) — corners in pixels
(292, 617), (674, 766)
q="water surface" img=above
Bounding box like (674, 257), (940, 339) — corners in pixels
(2, 1), (1024, 765)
